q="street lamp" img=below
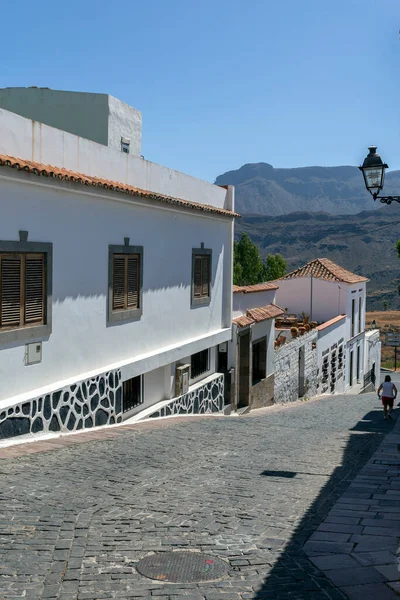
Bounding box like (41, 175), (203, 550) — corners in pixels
(359, 146), (400, 205)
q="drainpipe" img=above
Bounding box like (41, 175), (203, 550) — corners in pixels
(310, 275), (313, 322)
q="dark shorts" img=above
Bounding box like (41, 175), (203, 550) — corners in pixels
(382, 396), (394, 409)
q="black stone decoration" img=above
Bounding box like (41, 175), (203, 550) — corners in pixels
(148, 375), (224, 419)
(0, 369), (122, 440)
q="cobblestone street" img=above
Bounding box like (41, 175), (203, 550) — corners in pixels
(0, 393), (399, 600)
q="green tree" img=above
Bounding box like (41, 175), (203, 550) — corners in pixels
(396, 239), (400, 259)
(233, 241), (243, 285)
(263, 253), (287, 281)
(233, 233), (264, 285)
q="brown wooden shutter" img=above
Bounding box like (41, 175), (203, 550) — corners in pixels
(1, 256), (21, 327)
(113, 256), (126, 310)
(201, 256), (210, 297)
(127, 255), (139, 308)
(194, 256), (202, 297)
(25, 255), (45, 324)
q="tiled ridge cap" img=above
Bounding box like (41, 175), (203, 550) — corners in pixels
(0, 154), (240, 219)
(317, 314), (347, 331)
(233, 282), (280, 293)
(279, 257), (368, 284)
(233, 303), (285, 327)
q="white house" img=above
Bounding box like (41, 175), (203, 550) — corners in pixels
(274, 258), (380, 397)
(0, 89), (237, 441)
(227, 283), (284, 411)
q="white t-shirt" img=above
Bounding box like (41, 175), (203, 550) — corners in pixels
(381, 381), (395, 398)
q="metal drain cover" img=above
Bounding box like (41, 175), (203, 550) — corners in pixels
(136, 550), (227, 583)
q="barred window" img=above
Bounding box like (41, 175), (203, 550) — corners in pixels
(191, 349), (209, 379)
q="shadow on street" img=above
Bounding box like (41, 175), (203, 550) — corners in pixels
(253, 403), (397, 599)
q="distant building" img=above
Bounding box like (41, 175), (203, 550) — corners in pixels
(273, 258), (381, 400)
(0, 91), (237, 441)
(227, 283), (284, 412)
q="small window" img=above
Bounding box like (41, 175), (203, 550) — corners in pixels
(191, 248), (211, 306)
(1, 253), (45, 330)
(112, 254), (140, 311)
(121, 138), (130, 154)
(108, 245), (143, 322)
(191, 349), (209, 379)
(358, 297), (362, 333)
(252, 338), (267, 384)
(122, 375), (143, 412)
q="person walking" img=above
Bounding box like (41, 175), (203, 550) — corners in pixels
(377, 375), (397, 420)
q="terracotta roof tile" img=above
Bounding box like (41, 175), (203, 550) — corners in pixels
(280, 258), (368, 284)
(317, 315), (346, 331)
(233, 282), (279, 294)
(233, 303), (285, 328)
(0, 154), (240, 219)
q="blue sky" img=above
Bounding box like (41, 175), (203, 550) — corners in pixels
(1, 0), (399, 182)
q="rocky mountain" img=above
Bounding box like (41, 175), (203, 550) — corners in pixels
(235, 203), (400, 311)
(215, 162), (400, 216)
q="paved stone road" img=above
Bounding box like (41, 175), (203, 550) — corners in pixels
(0, 393), (398, 600)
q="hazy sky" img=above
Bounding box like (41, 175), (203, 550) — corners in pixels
(1, 0), (399, 182)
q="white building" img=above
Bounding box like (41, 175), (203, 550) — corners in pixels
(0, 89), (237, 441)
(227, 283), (284, 411)
(274, 258), (380, 397)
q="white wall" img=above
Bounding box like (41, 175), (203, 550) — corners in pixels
(0, 108), (229, 211)
(143, 366), (167, 409)
(252, 319), (275, 377)
(0, 88), (142, 156)
(0, 173), (232, 404)
(346, 334), (365, 393)
(232, 289), (277, 318)
(107, 94), (142, 154)
(275, 278), (347, 323)
(345, 283), (367, 341)
(317, 318), (347, 394)
(364, 330), (381, 389)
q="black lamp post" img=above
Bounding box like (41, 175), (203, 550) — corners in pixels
(359, 146), (400, 204)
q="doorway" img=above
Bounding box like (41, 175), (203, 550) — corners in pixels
(298, 346), (305, 397)
(238, 330), (251, 408)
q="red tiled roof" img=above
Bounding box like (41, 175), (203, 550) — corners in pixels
(233, 303), (285, 328)
(280, 258), (368, 284)
(233, 282), (279, 294)
(317, 315), (346, 332)
(0, 154), (240, 219)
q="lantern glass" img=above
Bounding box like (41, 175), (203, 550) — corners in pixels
(359, 146), (388, 197)
(362, 165), (385, 192)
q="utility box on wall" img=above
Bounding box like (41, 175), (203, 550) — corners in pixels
(175, 364), (190, 397)
(25, 342), (42, 366)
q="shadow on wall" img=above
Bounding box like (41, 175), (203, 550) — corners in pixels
(51, 247), (224, 303)
(252, 407), (397, 599)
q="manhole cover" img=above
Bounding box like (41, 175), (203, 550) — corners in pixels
(136, 550), (227, 583)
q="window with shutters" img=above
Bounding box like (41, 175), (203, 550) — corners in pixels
(0, 253), (46, 330)
(0, 240), (52, 344)
(108, 245), (143, 322)
(191, 248), (212, 307)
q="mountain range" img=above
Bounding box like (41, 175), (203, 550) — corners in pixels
(235, 205), (400, 311)
(215, 162), (400, 216)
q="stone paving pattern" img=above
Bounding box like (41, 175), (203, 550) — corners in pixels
(0, 393), (399, 599)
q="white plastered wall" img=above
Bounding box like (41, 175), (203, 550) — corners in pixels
(0, 108), (229, 210)
(0, 172), (232, 405)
